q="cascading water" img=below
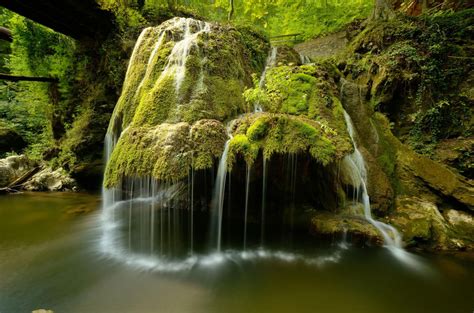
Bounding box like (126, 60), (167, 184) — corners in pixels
(243, 165), (251, 250)
(251, 47), (278, 245)
(299, 53), (311, 65)
(341, 109), (423, 268)
(100, 17), (424, 273)
(342, 110), (403, 247)
(163, 19), (211, 92)
(212, 137), (232, 252)
(101, 18), (214, 270)
(260, 157), (268, 246)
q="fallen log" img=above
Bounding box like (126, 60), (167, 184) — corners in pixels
(0, 187), (18, 194)
(6, 166), (41, 191)
(0, 74), (58, 83)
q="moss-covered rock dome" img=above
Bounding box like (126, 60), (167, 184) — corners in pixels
(104, 17), (352, 188)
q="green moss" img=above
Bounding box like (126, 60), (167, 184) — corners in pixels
(228, 134), (259, 167)
(190, 119), (228, 170)
(246, 116), (269, 141)
(227, 113), (341, 167)
(254, 65), (318, 115)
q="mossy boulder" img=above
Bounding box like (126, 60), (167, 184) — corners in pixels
(444, 209), (474, 243)
(236, 63), (352, 166)
(390, 196), (474, 250)
(104, 18), (269, 186)
(274, 46), (303, 66)
(310, 211), (383, 245)
(227, 113), (348, 168)
(373, 113), (474, 211)
(24, 167), (76, 192)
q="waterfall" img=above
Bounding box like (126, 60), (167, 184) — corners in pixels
(163, 18), (211, 93)
(341, 110), (424, 268)
(212, 135), (232, 252)
(260, 157), (268, 246)
(243, 165), (251, 250)
(100, 17), (426, 273)
(342, 110), (403, 247)
(255, 46), (278, 112)
(189, 167), (195, 254)
(299, 53), (311, 65)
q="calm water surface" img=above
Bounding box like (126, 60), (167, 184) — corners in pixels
(0, 193), (473, 313)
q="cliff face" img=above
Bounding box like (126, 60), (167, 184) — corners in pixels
(330, 9), (474, 250)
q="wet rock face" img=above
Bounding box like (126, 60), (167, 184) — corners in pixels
(434, 138), (473, 180)
(397, 143), (474, 211)
(390, 196), (474, 250)
(310, 211), (383, 245)
(0, 155), (34, 188)
(23, 168), (76, 192)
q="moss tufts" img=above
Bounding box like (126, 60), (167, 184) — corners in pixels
(228, 113), (342, 167)
(228, 134), (259, 167)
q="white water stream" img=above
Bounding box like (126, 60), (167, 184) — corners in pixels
(341, 109), (424, 268)
(254, 46), (278, 112)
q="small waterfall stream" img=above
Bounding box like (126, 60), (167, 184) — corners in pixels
(243, 165), (251, 250)
(255, 46), (278, 112)
(342, 110), (403, 247)
(213, 138), (232, 252)
(299, 53), (311, 64)
(163, 19), (211, 92)
(260, 157), (268, 246)
(342, 109), (423, 268)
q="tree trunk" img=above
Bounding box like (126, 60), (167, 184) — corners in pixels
(422, 0), (428, 12)
(0, 73), (58, 82)
(371, 0), (396, 21)
(228, 0), (235, 21)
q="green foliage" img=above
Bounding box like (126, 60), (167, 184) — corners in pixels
(0, 9), (77, 160)
(408, 99), (472, 154)
(99, 0), (374, 40)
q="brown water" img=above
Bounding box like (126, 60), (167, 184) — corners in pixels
(0, 193), (473, 313)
